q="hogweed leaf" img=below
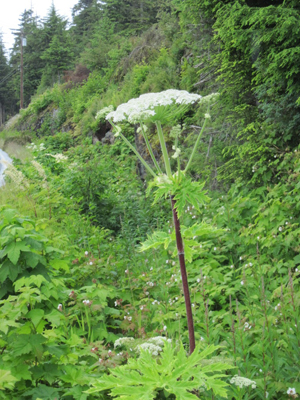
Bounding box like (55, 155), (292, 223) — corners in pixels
(139, 231), (173, 252)
(86, 341), (230, 399)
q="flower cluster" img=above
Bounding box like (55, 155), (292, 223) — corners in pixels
(230, 375), (257, 389)
(46, 153), (68, 163)
(114, 337), (135, 348)
(147, 336), (171, 346)
(26, 142), (46, 151)
(105, 90), (202, 123)
(95, 105), (114, 121)
(31, 160), (46, 179)
(136, 342), (162, 356)
(3, 162), (29, 189)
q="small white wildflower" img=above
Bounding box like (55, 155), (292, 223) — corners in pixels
(125, 269), (129, 274)
(57, 304), (63, 311)
(99, 358), (102, 363)
(240, 256), (243, 260)
(204, 113), (211, 119)
(214, 247), (217, 251)
(163, 325), (167, 331)
(84, 251), (88, 255)
(197, 278), (200, 283)
(200, 336), (204, 341)
(114, 301), (118, 307)
(230, 375), (256, 389)
(128, 316), (132, 321)
(136, 342), (162, 356)
(287, 388), (296, 396)
(230, 265), (234, 269)
(172, 261), (176, 266)
(89, 261), (93, 265)
(279, 226), (283, 232)
(140, 306), (144, 310)
(46, 153), (68, 163)
(166, 260), (169, 264)
(241, 281), (244, 285)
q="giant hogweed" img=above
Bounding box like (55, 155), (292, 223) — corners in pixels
(99, 90), (218, 353)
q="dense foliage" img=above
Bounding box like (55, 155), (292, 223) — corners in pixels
(0, 0), (299, 399)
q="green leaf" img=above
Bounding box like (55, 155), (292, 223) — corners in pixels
(0, 319), (20, 334)
(86, 341), (230, 399)
(23, 384), (60, 400)
(139, 231), (173, 252)
(27, 309), (45, 328)
(50, 259), (69, 272)
(6, 241), (31, 265)
(0, 370), (18, 390)
(12, 334), (46, 360)
(0, 260), (21, 284)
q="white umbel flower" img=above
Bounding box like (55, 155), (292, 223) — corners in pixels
(230, 375), (257, 389)
(114, 337), (134, 348)
(106, 90), (202, 123)
(136, 342), (163, 356)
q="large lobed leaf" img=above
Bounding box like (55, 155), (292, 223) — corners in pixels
(86, 341), (231, 399)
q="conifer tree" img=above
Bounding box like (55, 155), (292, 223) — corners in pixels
(104, 0), (160, 33)
(0, 34), (10, 123)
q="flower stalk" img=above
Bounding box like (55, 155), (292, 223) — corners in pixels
(109, 120), (157, 178)
(171, 195), (195, 354)
(156, 121), (172, 178)
(139, 123), (162, 174)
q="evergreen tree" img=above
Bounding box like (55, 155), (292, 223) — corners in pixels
(41, 34), (74, 84)
(38, 5), (74, 90)
(104, 0), (160, 33)
(0, 34), (11, 122)
(71, 0), (104, 53)
(8, 9), (41, 109)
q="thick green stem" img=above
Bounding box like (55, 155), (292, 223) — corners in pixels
(184, 114), (209, 174)
(156, 121), (172, 178)
(140, 123), (162, 174)
(174, 135), (181, 179)
(109, 120), (157, 178)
